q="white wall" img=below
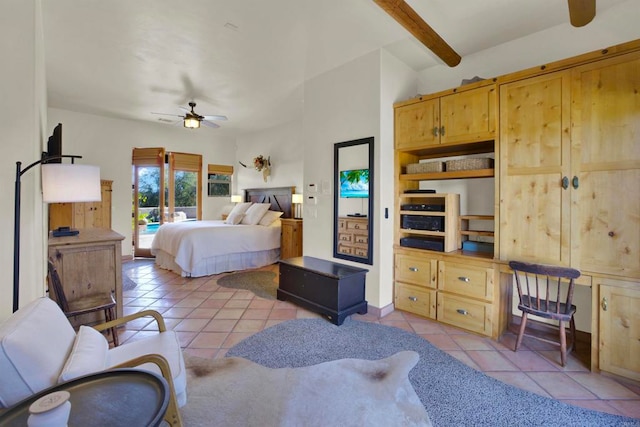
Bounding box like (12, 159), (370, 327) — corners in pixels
(0, 0), (48, 320)
(47, 108), (237, 258)
(379, 50), (418, 309)
(234, 120), (303, 196)
(417, 0), (640, 94)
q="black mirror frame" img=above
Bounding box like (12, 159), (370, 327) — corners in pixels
(333, 136), (374, 265)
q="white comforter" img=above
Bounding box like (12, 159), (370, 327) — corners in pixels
(150, 220), (281, 273)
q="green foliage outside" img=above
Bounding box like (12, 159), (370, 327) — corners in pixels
(137, 167), (197, 221)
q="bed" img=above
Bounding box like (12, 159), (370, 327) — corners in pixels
(151, 187), (295, 277)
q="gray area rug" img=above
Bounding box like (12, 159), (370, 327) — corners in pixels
(227, 318), (640, 427)
(217, 270), (277, 299)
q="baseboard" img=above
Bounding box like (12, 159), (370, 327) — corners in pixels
(366, 303), (394, 319)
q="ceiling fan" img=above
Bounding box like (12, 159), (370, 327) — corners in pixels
(373, 0), (596, 68)
(152, 101), (228, 129)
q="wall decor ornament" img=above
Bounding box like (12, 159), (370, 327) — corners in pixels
(253, 155), (271, 182)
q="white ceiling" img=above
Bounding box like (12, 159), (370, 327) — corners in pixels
(42, 0), (629, 136)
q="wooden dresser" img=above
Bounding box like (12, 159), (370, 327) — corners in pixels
(48, 228), (125, 323)
(280, 218), (303, 259)
(337, 216), (369, 258)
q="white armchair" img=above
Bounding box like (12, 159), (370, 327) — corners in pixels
(0, 297), (186, 426)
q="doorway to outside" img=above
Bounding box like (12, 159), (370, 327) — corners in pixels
(132, 148), (202, 258)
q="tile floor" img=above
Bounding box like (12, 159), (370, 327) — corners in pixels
(121, 259), (640, 420)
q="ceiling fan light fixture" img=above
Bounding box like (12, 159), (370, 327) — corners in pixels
(184, 117), (200, 129)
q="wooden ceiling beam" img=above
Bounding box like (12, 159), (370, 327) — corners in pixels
(374, 0), (461, 67)
(568, 0), (596, 27)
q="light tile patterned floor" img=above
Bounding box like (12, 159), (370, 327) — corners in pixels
(121, 259), (640, 420)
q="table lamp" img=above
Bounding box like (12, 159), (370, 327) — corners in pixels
(292, 193), (303, 219)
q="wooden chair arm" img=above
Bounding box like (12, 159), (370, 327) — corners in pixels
(93, 309), (167, 333)
(111, 354), (183, 427)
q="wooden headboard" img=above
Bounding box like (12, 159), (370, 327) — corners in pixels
(244, 186), (295, 218)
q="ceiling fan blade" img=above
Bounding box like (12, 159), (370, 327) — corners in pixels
(201, 120), (220, 129)
(373, 0), (461, 67)
(202, 115), (228, 121)
(568, 0), (596, 27)
(151, 112), (183, 117)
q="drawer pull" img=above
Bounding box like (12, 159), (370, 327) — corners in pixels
(456, 309), (469, 316)
(458, 276), (470, 282)
(409, 267), (419, 272)
(408, 296), (418, 302)
(601, 297), (608, 311)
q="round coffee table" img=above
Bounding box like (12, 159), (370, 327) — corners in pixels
(0, 369), (169, 427)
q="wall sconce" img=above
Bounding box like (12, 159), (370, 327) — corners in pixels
(292, 193), (303, 219)
(13, 154), (101, 312)
(230, 194), (242, 204)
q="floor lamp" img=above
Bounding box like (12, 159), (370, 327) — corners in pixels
(13, 153), (101, 312)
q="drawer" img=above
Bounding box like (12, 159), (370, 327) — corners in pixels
(347, 220), (368, 232)
(395, 254), (437, 288)
(338, 244), (353, 255)
(395, 283), (436, 319)
(338, 233), (353, 243)
(437, 293), (493, 336)
(438, 261), (494, 301)
(353, 246), (368, 257)
(353, 234), (368, 245)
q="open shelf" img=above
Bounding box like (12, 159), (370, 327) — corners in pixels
(400, 168), (494, 181)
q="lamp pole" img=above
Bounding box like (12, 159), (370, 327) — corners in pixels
(13, 153), (81, 312)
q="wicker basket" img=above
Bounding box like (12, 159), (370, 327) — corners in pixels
(406, 161), (445, 174)
(445, 158), (494, 171)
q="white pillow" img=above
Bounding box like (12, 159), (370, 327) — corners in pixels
(241, 203), (271, 225)
(58, 326), (108, 383)
(224, 202), (252, 225)
(225, 211), (245, 225)
(258, 210), (283, 226)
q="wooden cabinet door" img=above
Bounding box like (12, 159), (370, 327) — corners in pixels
(280, 219), (302, 259)
(571, 52), (640, 277)
(440, 85), (496, 145)
(599, 280), (640, 381)
(395, 98), (439, 149)
(499, 71), (572, 265)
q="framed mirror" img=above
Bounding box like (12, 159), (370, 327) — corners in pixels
(333, 136), (374, 265)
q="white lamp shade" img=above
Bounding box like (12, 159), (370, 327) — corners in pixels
(292, 194), (303, 204)
(41, 164), (102, 203)
(230, 195), (242, 203)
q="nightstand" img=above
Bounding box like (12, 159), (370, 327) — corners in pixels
(280, 218), (303, 259)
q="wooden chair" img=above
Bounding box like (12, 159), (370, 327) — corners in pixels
(47, 259), (119, 346)
(509, 260), (580, 366)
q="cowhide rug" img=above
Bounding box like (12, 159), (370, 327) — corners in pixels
(181, 351), (432, 426)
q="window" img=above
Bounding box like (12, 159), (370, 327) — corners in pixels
(207, 164), (233, 197)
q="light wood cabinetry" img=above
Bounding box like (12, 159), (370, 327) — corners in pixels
(394, 249), (507, 339)
(48, 229), (125, 324)
(395, 84), (497, 150)
(337, 217), (369, 258)
(397, 193), (459, 253)
(49, 180), (113, 230)
(595, 277), (640, 381)
(394, 39), (640, 380)
(280, 218), (303, 259)
(570, 52), (640, 278)
(499, 71), (571, 265)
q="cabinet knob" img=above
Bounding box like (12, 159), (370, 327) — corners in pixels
(601, 297), (608, 311)
(409, 267), (419, 272)
(440, 126), (445, 136)
(456, 309), (469, 316)
(432, 127), (439, 137)
(408, 296), (418, 302)
(562, 176), (569, 190)
(458, 276), (470, 282)
(572, 176), (579, 189)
